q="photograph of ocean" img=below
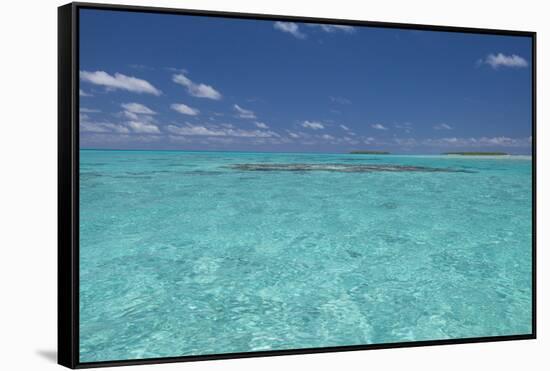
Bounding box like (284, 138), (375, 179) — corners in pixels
(78, 7), (533, 362)
(79, 150), (532, 361)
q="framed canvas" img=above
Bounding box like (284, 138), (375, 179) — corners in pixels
(58, 2), (536, 368)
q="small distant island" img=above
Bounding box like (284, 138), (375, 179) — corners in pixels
(350, 150), (390, 155)
(443, 152), (508, 156)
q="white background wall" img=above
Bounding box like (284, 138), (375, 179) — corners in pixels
(0, 0), (546, 369)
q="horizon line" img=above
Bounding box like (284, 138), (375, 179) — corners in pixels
(79, 148), (532, 156)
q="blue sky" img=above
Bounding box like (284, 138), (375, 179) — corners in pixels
(79, 9), (533, 154)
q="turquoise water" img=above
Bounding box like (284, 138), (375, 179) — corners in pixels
(79, 150), (532, 362)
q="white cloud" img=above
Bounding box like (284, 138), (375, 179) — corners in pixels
(442, 137), (458, 143)
(476, 136), (529, 146)
(80, 133), (162, 147)
(254, 121), (269, 129)
(371, 123), (388, 130)
(81, 122), (130, 134)
(341, 136), (359, 145)
(321, 134), (335, 140)
(127, 121), (161, 134)
(80, 119), (130, 134)
(433, 123), (452, 130)
(171, 103), (200, 116)
(80, 111), (160, 140)
(393, 137), (418, 146)
(166, 67), (188, 74)
(287, 131), (301, 139)
(80, 71), (161, 95)
(101, 133), (160, 143)
(167, 124), (224, 137)
(308, 24), (355, 33)
(394, 122), (413, 133)
(79, 108), (100, 113)
(274, 22), (306, 39)
(301, 120), (325, 130)
(339, 124), (350, 131)
(364, 137), (376, 144)
(360, 135), (531, 149)
(79, 89), (92, 97)
(483, 53), (528, 69)
(203, 137), (237, 145)
(172, 73), (222, 100)
(166, 123), (279, 138)
(120, 103), (156, 122)
(113, 102), (160, 134)
(122, 111), (141, 120)
(121, 102), (156, 115)
(233, 104), (256, 119)
(274, 22), (354, 39)
(422, 136), (532, 148)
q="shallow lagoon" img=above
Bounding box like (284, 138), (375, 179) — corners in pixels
(79, 150), (532, 362)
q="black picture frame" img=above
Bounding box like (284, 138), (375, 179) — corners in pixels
(58, 2), (537, 369)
